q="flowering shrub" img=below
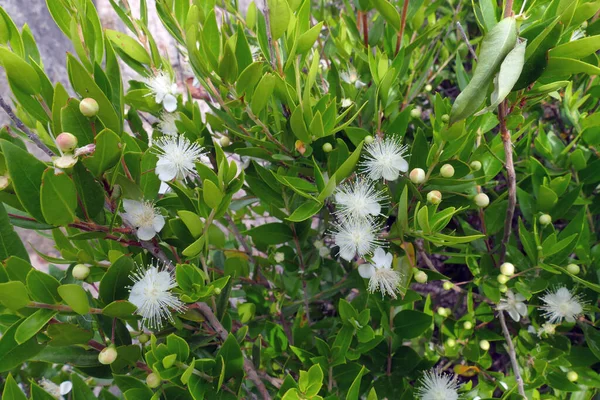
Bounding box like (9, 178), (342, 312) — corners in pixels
(0, 0), (600, 399)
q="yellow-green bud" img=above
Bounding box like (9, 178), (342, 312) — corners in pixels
(72, 264), (90, 280)
(414, 270), (428, 283)
(566, 263), (580, 275)
(56, 132), (78, 153)
(79, 98), (99, 117)
(479, 339), (490, 351)
(497, 274), (510, 284)
(474, 193), (490, 208)
(410, 108), (422, 118)
(463, 321), (473, 330)
(427, 190), (442, 205)
(214, 287), (222, 295)
(443, 281), (453, 290)
(499, 284), (508, 293)
(446, 338), (456, 347)
(437, 307), (449, 317)
(98, 346), (118, 365)
(440, 164), (455, 178)
(138, 333), (150, 344)
(322, 143), (333, 153)
(470, 160), (482, 171)
(409, 168), (426, 184)
(567, 371), (578, 382)
(425, 84), (433, 92)
(146, 373), (161, 389)
(500, 262), (515, 276)
(364, 135), (375, 144)
(539, 214), (552, 226)
(219, 136), (231, 147)
(441, 114), (450, 123)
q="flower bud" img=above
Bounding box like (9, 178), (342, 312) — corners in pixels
(463, 321), (473, 330)
(295, 140), (306, 155)
(364, 135), (375, 144)
(443, 281), (453, 290)
(56, 132), (78, 153)
(440, 164), (455, 178)
(410, 107), (421, 119)
(274, 252), (285, 263)
(474, 193), (489, 208)
(470, 160), (482, 171)
(441, 114), (450, 123)
(425, 84), (433, 92)
(138, 333), (150, 344)
(322, 143), (333, 153)
(500, 262), (515, 276)
(427, 190), (442, 205)
(214, 287), (222, 295)
(497, 274), (509, 284)
(581, 21), (588, 29)
(409, 168), (426, 184)
(499, 284), (508, 293)
(219, 136), (231, 147)
(479, 339), (490, 351)
(146, 373), (161, 389)
(437, 307), (449, 317)
(98, 346), (118, 365)
(446, 338), (456, 347)
(567, 371), (578, 382)
(539, 214), (552, 226)
(0, 175), (10, 191)
(566, 263), (580, 275)
(53, 155), (78, 170)
(414, 270), (428, 283)
(79, 98), (99, 117)
(72, 264), (90, 280)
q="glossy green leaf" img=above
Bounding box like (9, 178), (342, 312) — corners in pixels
(105, 29), (151, 64)
(371, 0), (401, 31)
(41, 169), (78, 226)
(0, 47), (41, 95)
(82, 128), (122, 176)
(267, 0), (291, 40)
(0, 281), (30, 310)
(15, 308), (57, 344)
(57, 284), (90, 315)
(99, 255), (134, 304)
(0, 203), (29, 262)
(0, 319), (45, 372)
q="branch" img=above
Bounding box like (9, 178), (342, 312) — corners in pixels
(195, 302), (272, 400)
(456, 21), (478, 61)
(29, 301), (103, 314)
(395, 0), (410, 55)
(498, 311), (526, 397)
(498, 102), (516, 264)
(261, 0), (277, 71)
(0, 95), (55, 157)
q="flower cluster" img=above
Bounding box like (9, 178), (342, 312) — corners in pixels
(416, 368), (460, 400)
(331, 137), (409, 298)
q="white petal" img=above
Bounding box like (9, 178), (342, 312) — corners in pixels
(358, 264), (375, 278)
(382, 168), (400, 181)
(372, 247), (387, 266)
(339, 246), (356, 261)
(355, 80), (366, 88)
(153, 215), (165, 232)
(393, 157), (409, 172)
(365, 201), (381, 216)
(137, 226), (156, 241)
(155, 160), (178, 181)
(508, 309), (520, 322)
(515, 302), (528, 317)
(123, 199), (141, 214)
(59, 382), (73, 395)
(163, 94), (178, 112)
(159, 181), (171, 194)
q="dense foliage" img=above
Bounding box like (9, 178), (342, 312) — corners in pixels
(1, 0), (600, 399)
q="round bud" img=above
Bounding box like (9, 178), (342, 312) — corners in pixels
(138, 333), (150, 344)
(566, 263), (580, 275)
(581, 21), (588, 29)
(427, 190), (442, 205)
(463, 321), (473, 330)
(72, 264), (90, 280)
(500, 262), (515, 276)
(56, 132), (78, 153)
(499, 284), (508, 293)
(414, 270), (428, 283)
(497, 274), (509, 284)
(364, 135), (375, 144)
(322, 143), (333, 153)
(214, 287), (222, 295)
(470, 160), (482, 171)
(437, 307), (449, 317)
(146, 373), (161, 389)
(219, 136), (231, 147)
(53, 155), (78, 170)
(0, 175), (10, 191)
(425, 84), (433, 92)
(446, 338), (456, 347)
(479, 339), (490, 351)
(536, 245), (543, 251)
(474, 193), (490, 208)
(567, 371), (578, 382)
(441, 114), (450, 123)
(539, 214), (552, 226)
(440, 164), (455, 178)
(410, 108), (421, 119)
(443, 281), (453, 290)
(409, 168), (426, 184)
(79, 98), (99, 117)
(98, 346), (118, 365)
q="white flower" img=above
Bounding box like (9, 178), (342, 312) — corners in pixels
(274, 252), (285, 263)
(40, 379), (72, 399)
(340, 67), (366, 88)
(341, 98), (353, 108)
(122, 199), (165, 241)
(537, 322), (557, 337)
(571, 29), (585, 41)
(145, 71), (178, 112)
(334, 178), (387, 220)
(154, 135), (205, 184)
(358, 247), (401, 298)
(158, 112), (179, 136)
(361, 137), (409, 181)
(331, 217), (383, 261)
(416, 369), (460, 400)
(129, 264), (186, 330)
(540, 286), (585, 324)
(497, 290), (528, 322)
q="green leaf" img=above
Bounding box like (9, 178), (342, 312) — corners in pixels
(31, 382), (61, 400)
(347, 365), (369, 400)
(82, 129), (122, 176)
(47, 323), (93, 346)
(14, 308), (57, 344)
(297, 22), (323, 54)
(106, 29), (151, 64)
(27, 269), (62, 304)
(72, 162), (105, 221)
(61, 99), (95, 145)
(203, 179), (223, 209)
(394, 310), (432, 338)
(0, 203), (29, 262)
(216, 334), (244, 380)
(99, 255), (134, 304)
(0, 281), (30, 310)
(251, 73), (276, 114)
(371, 0), (401, 31)
(103, 300), (138, 318)
(537, 186), (558, 212)
(2, 374), (27, 400)
(167, 333), (190, 361)
(41, 169), (78, 226)
(0, 47), (41, 95)
(286, 200), (323, 222)
(267, 0), (291, 40)
(71, 373), (96, 400)
(0, 319), (45, 372)
(549, 35), (600, 59)
(236, 61), (264, 97)
(246, 223), (294, 246)
(58, 284), (90, 315)
(334, 141), (364, 182)
(1, 139), (48, 222)
(542, 57), (600, 78)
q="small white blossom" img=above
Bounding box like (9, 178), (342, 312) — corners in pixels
(331, 217), (383, 261)
(416, 368), (460, 400)
(129, 264), (186, 330)
(154, 135), (205, 185)
(537, 322), (557, 337)
(334, 178), (387, 220)
(158, 112), (179, 136)
(340, 98), (353, 108)
(540, 286), (585, 324)
(274, 252), (285, 263)
(571, 29), (585, 41)
(497, 290), (528, 322)
(40, 379), (72, 399)
(145, 71), (178, 112)
(361, 137), (409, 181)
(122, 199), (165, 241)
(340, 67), (366, 88)
(358, 247), (401, 298)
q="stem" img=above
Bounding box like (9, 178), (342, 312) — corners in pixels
(456, 22), (478, 61)
(503, 0), (515, 18)
(361, 12), (369, 47)
(29, 301), (104, 314)
(395, 0), (410, 55)
(498, 102), (516, 265)
(498, 311), (527, 397)
(261, 0), (277, 71)
(0, 95), (55, 157)
(195, 302), (272, 400)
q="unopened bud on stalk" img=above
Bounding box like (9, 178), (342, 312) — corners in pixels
(219, 136), (231, 147)
(409, 168), (426, 184)
(410, 107), (422, 119)
(427, 190), (442, 205)
(322, 143), (333, 153)
(72, 264), (90, 280)
(98, 346), (118, 365)
(79, 98), (99, 117)
(364, 135), (374, 144)
(440, 164), (455, 178)
(463, 321), (473, 330)
(414, 270), (428, 283)
(441, 114), (450, 123)
(500, 262), (515, 276)
(146, 373), (161, 389)
(566, 263), (580, 275)
(497, 274), (509, 284)
(479, 339), (490, 351)
(56, 132), (78, 153)
(474, 193), (489, 208)
(138, 333), (150, 344)
(539, 214), (552, 226)
(470, 160), (482, 171)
